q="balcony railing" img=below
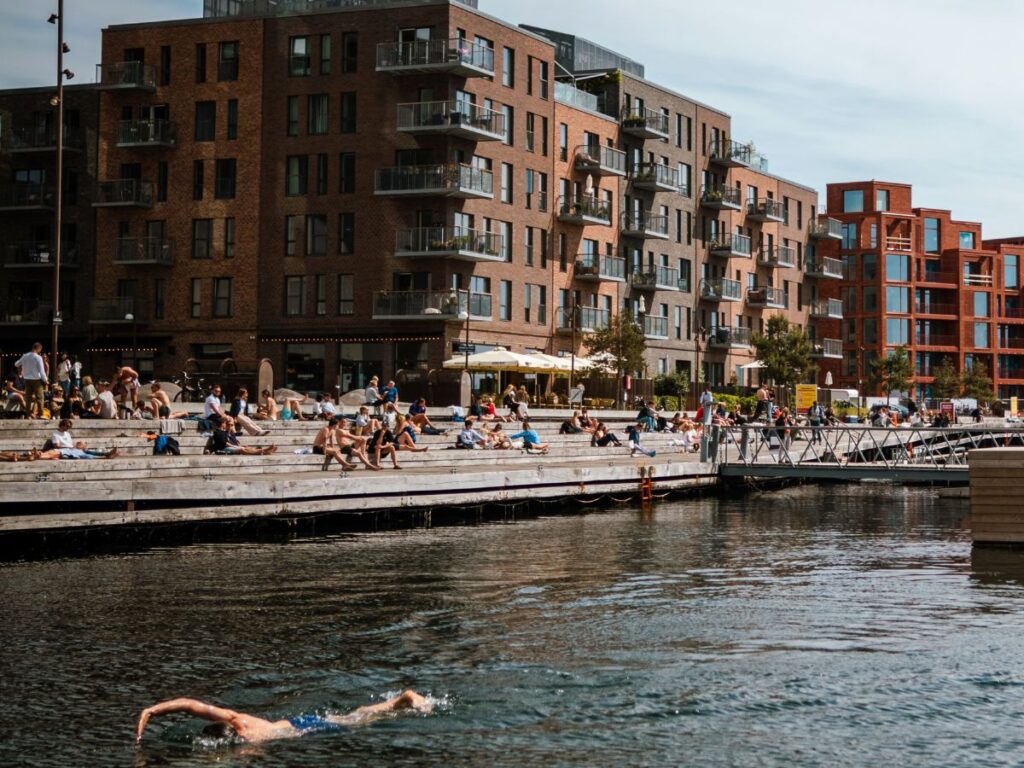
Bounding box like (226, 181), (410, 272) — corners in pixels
(917, 271), (958, 285)
(371, 289), (490, 320)
(998, 367), (1024, 380)
(96, 61), (157, 91)
(117, 119), (177, 148)
(113, 237), (175, 266)
(631, 162), (680, 193)
(394, 226), (503, 263)
(375, 163), (493, 198)
(0, 182), (54, 211)
(915, 335), (957, 347)
(90, 297), (148, 324)
(747, 197), (785, 223)
(886, 236), (913, 252)
(914, 302), (959, 316)
(396, 100), (505, 141)
(557, 306), (610, 333)
(746, 286), (786, 309)
(810, 298), (843, 319)
(574, 144), (627, 177)
(700, 277), (743, 302)
(631, 265), (680, 291)
(700, 184), (742, 210)
(810, 338), (843, 359)
(707, 326), (752, 348)
(621, 212), (669, 239)
(708, 138), (752, 167)
(620, 105), (669, 139)
(574, 253), (626, 282)
(8, 126), (85, 152)
(557, 195), (612, 226)
(0, 300), (52, 325)
(376, 38), (494, 77)
(707, 233), (752, 259)
(963, 273), (994, 286)
(758, 245), (796, 269)
(805, 257), (843, 279)
(809, 216), (842, 240)
(4, 243), (79, 268)
(643, 315), (669, 339)
(94, 179), (154, 208)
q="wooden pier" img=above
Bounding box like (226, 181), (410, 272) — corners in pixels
(969, 448), (1024, 547)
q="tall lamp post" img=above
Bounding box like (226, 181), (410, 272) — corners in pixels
(568, 299), (579, 393)
(857, 345), (865, 417)
(48, 2), (73, 385)
(125, 313), (137, 372)
(693, 325), (706, 410)
(458, 298), (470, 402)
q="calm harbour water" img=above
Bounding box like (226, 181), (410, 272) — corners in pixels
(4, 485), (1024, 767)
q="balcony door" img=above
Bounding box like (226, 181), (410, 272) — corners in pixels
(392, 272), (430, 291)
(398, 27), (431, 44)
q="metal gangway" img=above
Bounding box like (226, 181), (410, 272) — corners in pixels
(711, 423), (1024, 483)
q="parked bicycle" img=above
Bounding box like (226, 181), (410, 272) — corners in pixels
(171, 371), (206, 402)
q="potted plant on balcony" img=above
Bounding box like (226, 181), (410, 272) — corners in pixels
(634, 165), (656, 183)
(703, 188), (723, 203)
(623, 113), (645, 129)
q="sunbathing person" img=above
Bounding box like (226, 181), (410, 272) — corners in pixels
(36, 419), (121, 460)
(508, 421), (549, 454)
(367, 426), (402, 469)
(590, 422), (623, 447)
(313, 418), (356, 471)
(333, 419), (382, 470)
(457, 418), (489, 449)
(210, 418), (276, 456)
(5, 378), (27, 415)
(257, 390), (281, 421)
(394, 416), (429, 452)
(407, 398), (438, 431)
(354, 406), (380, 437)
(486, 423), (511, 449)
(0, 450), (40, 462)
(136, 690), (432, 744)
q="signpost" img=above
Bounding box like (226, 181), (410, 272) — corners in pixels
(796, 383), (817, 413)
(1011, 396), (1019, 418)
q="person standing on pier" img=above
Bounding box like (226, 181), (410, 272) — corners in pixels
(15, 342), (47, 419)
(700, 386), (714, 428)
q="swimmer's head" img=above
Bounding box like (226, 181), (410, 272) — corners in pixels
(201, 722), (235, 740)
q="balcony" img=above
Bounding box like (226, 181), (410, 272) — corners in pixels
(999, 337), (1024, 351)
(631, 265), (680, 292)
(112, 237), (175, 266)
(810, 338), (843, 359)
(758, 245), (796, 269)
(90, 297), (148, 324)
(557, 195), (612, 226)
(805, 257), (843, 279)
(707, 326), (752, 349)
(0, 300), (52, 326)
(810, 298), (843, 319)
(915, 335), (958, 348)
(0, 183), (54, 212)
(7, 126), (85, 153)
(394, 226), (503, 263)
(998, 367), (1024, 380)
(574, 253), (626, 283)
(809, 216), (842, 240)
(963, 273), (994, 287)
(556, 306), (610, 333)
(96, 61), (157, 91)
(621, 212), (669, 240)
(93, 179), (154, 208)
(574, 144), (627, 177)
(746, 286), (786, 309)
(631, 162), (680, 193)
(886, 236), (913, 252)
(375, 38), (494, 77)
(117, 119), (177, 148)
(708, 233), (752, 259)
(619, 105), (669, 140)
(916, 271), (958, 286)
(700, 185), (742, 211)
(747, 197), (785, 223)
(375, 164), (493, 199)
(708, 138), (752, 168)
(396, 100), (505, 142)
(914, 302), (958, 317)
(372, 289), (490, 321)
(641, 315), (669, 340)
(700, 277), (743, 303)
(4, 243), (79, 269)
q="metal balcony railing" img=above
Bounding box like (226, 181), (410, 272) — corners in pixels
(0, 300), (52, 324)
(94, 179), (154, 207)
(805, 256), (843, 278)
(643, 315), (669, 338)
(746, 286), (786, 308)
(707, 233), (752, 258)
(557, 306), (610, 332)
(708, 138), (752, 167)
(621, 212), (669, 238)
(620, 105), (669, 138)
(914, 303), (959, 315)
(373, 289), (465, 319)
(809, 216), (842, 240)
(700, 184), (742, 209)
(631, 162), (680, 192)
(574, 253), (626, 281)
(707, 326), (752, 347)
(886, 236), (912, 251)
(0, 182), (54, 210)
(396, 100), (505, 141)
(117, 119), (177, 147)
(557, 195), (612, 225)
(4, 243), (78, 268)
(90, 297), (148, 323)
(631, 265), (680, 291)
(376, 38), (494, 76)
(394, 226), (502, 261)
(700, 277), (743, 302)
(915, 335), (958, 347)
(963, 273), (994, 286)
(574, 144), (627, 177)
(747, 197), (785, 222)
(810, 298), (843, 319)
(375, 164), (493, 198)
(113, 237), (175, 266)
(758, 245), (796, 268)
(8, 125), (85, 152)
(811, 338), (843, 358)
(96, 61), (157, 90)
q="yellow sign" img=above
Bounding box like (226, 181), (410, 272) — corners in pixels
(1012, 396), (1019, 417)
(796, 384), (818, 413)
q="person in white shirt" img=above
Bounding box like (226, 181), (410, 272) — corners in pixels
(96, 382), (118, 419)
(57, 352), (73, 397)
(320, 394), (337, 419)
(40, 419), (120, 460)
(15, 342), (47, 419)
(700, 386), (714, 427)
(364, 376), (381, 413)
(204, 385), (226, 421)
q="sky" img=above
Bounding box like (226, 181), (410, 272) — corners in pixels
(4, 0), (1023, 236)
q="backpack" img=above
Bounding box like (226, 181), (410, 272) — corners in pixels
(153, 435), (180, 456)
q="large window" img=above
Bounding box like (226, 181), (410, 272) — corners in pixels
(226, 99), (238, 139)
(192, 219), (213, 259)
(190, 278), (202, 318)
(863, 286), (878, 312)
(307, 94), (328, 135)
(287, 96), (298, 136)
(886, 317), (910, 345)
(502, 47), (514, 87)
(286, 155), (307, 196)
(863, 318), (878, 344)
(337, 274), (353, 315)
(341, 32), (358, 72)
(841, 222), (858, 250)
(886, 253), (909, 281)
(319, 34), (331, 75)
(1007, 255), (1019, 289)
(339, 92), (356, 133)
(224, 217), (235, 259)
(289, 36), (310, 76)
(194, 101), (216, 141)
(338, 212), (354, 254)
(218, 41), (239, 81)
(974, 322), (990, 348)
(875, 189), (888, 211)
(960, 231), (976, 249)
(305, 214), (327, 256)
(285, 276), (306, 315)
(924, 217), (939, 253)
(974, 291), (990, 318)
(285, 215), (298, 256)
(862, 253), (878, 280)
(213, 277), (232, 317)
(214, 158), (236, 199)
(499, 280), (512, 320)
(886, 286), (910, 313)
(338, 153), (355, 193)
(843, 189), (864, 213)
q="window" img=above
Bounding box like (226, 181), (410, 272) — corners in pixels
(308, 94), (328, 135)
(226, 99), (238, 139)
(862, 253), (878, 280)
(843, 189), (864, 212)
(540, 116), (548, 156)
(154, 279), (166, 320)
(924, 217), (940, 253)
(286, 155), (307, 196)
(213, 278), (233, 317)
(974, 291), (990, 318)
(306, 214), (327, 256)
(539, 60), (549, 99)
(285, 215), (298, 256)
(678, 258), (692, 292)
(863, 286), (878, 311)
(224, 217), (235, 259)
(192, 219), (213, 259)
(523, 284), (532, 323)
(783, 196), (790, 225)
(156, 161), (168, 202)
(339, 92), (356, 133)
(285, 276), (306, 315)
(192, 159), (204, 200)
(500, 163), (512, 203)
(875, 189), (888, 211)
(677, 162), (691, 196)
(499, 221), (512, 262)
(974, 322), (990, 348)
(159, 45), (171, 86)
(502, 47), (514, 87)
(502, 105), (514, 146)
(195, 43), (207, 83)
(558, 122), (567, 161)
(525, 112), (535, 152)
(886, 317), (910, 345)
(499, 280), (512, 320)
(338, 212), (354, 254)
(214, 159), (236, 199)
(289, 36), (310, 76)
(886, 253), (909, 281)
(886, 286), (910, 313)
(341, 32), (358, 72)
(863, 318), (878, 344)
(960, 231), (976, 249)
(190, 278), (202, 318)
(195, 101), (216, 141)
(287, 96), (299, 136)
(841, 222), (858, 250)
(218, 41), (239, 81)
(316, 153), (328, 195)
(337, 274), (353, 314)
(338, 153), (355, 193)
(524, 227), (534, 266)
(1007, 255), (1019, 289)
(320, 34), (331, 75)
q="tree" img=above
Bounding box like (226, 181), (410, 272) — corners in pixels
(750, 316), (816, 394)
(654, 371), (690, 405)
(931, 356), (961, 399)
(584, 311), (647, 379)
(962, 362), (996, 404)
(869, 346), (913, 404)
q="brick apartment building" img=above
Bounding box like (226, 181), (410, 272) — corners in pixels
(814, 180), (1024, 400)
(29, 0), (826, 394)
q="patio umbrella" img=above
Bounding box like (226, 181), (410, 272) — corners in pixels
(528, 353), (594, 373)
(442, 347), (545, 372)
(739, 360), (767, 369)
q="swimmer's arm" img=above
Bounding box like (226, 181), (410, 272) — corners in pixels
(135, 698), (243, 743)
(325, 690), (431, 726)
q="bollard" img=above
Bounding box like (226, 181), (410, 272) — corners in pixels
(740, 425), (750, 462)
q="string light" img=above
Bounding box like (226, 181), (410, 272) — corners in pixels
(260, 336), (442, 343)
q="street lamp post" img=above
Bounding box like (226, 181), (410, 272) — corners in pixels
(857, 345), (865, 417)
(125, 313), (137, 372)
(693, 325), (706, 410)
(49, 0), (72, 386)
(569, 299), (578, 393)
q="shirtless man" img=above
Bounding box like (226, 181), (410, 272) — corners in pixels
(145, 383), (187, 420)
(136, 690), (431, 744)
(313, 417), (356, 471)
(335, 418), (382, 470)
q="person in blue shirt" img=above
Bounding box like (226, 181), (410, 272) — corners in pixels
(626, 424), (657, 457)
(508, 421), (550, 453)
